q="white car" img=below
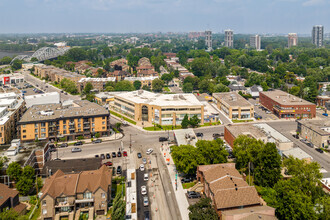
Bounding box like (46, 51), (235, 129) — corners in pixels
(144, 173), (149, 181)
(146, 148), (153, 155)
(142, 158), (147, 164)
(140, 164), (145, 171)
(143, 196), (149, 207)
(71, 147), (82, 153)
(141, 186), (147, 195)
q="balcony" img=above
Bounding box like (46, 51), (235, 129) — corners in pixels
(83, 121), (89, 124)
(55, 201), (74, 207)
(69, 127), (75, 130)
(69, 122), (75, 125)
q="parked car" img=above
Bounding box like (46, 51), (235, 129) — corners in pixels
(117, 166), (122, 174)
(322, 113), (328, 117)
(181, 177), (192, 183)
(196, 132), (203, 137)
(71, 147), (82, 153)
(123, 151), (127, 157)
(143, 196), (149, 207)
(144, 211), (150, 220)
(106, 153), (111, 159)
(146, 148), (153, 155)
(140, 164), (145, 171)
(187, 191), (201, 199)
(292, 134), (299, 139)
(141, 186), (147, 195)
(95, 155), (99, 158)
(266, 110), (272, 114)
(117, 151), (122, 157)
(100, 154), (105, 159)
(315, 148), (324, 153)
(59, 143), (68, 148)
(142, 158), (147, 164)
(74, 141), (83, 146)
(159, 137), (168, 142)
(144, 173), (149, 181)
(213, 133), (221, 139)
(112, 152), (117, 158)
(104, 161), (113, 166)
(137, 152), (142, 158)
(93, 139), (102, 144)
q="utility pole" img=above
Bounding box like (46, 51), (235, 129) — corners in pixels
(129, 134), (132, 153)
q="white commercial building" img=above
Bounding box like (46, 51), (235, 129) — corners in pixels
(24, 92), (61, 108)
(0, 74), (24, 85)
(250, 35), (261, 50)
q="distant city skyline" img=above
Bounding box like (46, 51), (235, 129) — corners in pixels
(0, 0), (329, 34)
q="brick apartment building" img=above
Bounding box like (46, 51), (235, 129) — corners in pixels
(259, 90), (316, 119)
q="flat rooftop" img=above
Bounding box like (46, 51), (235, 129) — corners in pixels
(254, 123), (291, 143)
(124, 76), (159, 81)
(24, 92), (60, 100)
(261, 90), (315, 106)
(0, 92), (17, 100)
(283, 148), (312, 160)
(78, 77), (116, 83)
(298, 120), (330, 136)
(19, 100), (109, 123)
(213, 92), (253, 108)
(95, 92), (122, 99)
(174, 128), (197, 147)
(115, 90), (203, 107)
(225, 124), (266, 139)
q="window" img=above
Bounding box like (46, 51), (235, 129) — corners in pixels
(41, 133), (46, 138)
(63, 130), (67, 134)
(41, 128), (46, 132)
(63, 120), (66, 124)
(63, 125), (66, 129)
(42, 209), (47, 215)
(78, 118), (81, 122)
(102, 127), (105, 130)
(92, 123), (95, 127)
(92, 118), (95, 122)
(35, 123), (38, 127)
(83, 192), (92, 199)
(102, 116), (105, 119)
(41, 123), (46, 127)
(23, 135), (26, 138)
(42, 200), (46, 206)
(102, 121), (105, 125)
(35, 134), (38, 139)
(101, 193), (106, 198)
(35, 129), (38, 133)
(92, 128), (95, 132)
(23, 130), (26, 133)
(22, 125), (26, 128)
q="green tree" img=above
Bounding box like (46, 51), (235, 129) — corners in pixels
(11, 59), (22, 71)
(114, 80), (135, 91)
(0, 56), (12, 65)
(181, 114), (190, 129)
(213, 83), (229, 93)
(161, 73), (174, 84)
(22, 166), (35, 180)
(189, 115), (201, 128)
(133, 80), (142, 90)
(152, 78), (164, 92)
(0, 156), (8, 170)
(171, 145), (203, 175)
(6, 162), (22, 182)
(289, 86), (300, 96)
(0, 208), (28, 220)
(196, 139), (228, 164)
(30, 57), (38, 62)
(102, 47), (111, 58)
(83, 82), (93, 95)
(112, 191), (125, 220)
(16, 176), (34, 196)
(183, 83), (193, 93)
(65, 48), (87, 61)
(188, 197), (218, 220)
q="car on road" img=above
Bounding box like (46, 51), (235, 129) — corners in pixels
(266, 110), (272, 114)
(95, 155), (99, 158)
(64, 92), (68, 95)
(292, 134), (299, 139)
(104, 161), (113, 166)
(143, 196), (149, 207)
(71, 147), (82, 153)
(181, 177), (192, 183)
(322, 113), (328, 117)
(140, 164), (145, 171)
(315, 148), (324, 153)
(117, 166), (122, 174)
(146, 148), (153, 155)
(93, 139), (102, 144)
(74, 141), (83, 146)
(254, 113), (262, 120)
(137, 152), (142, 158)
(141, 186), (147, 195)
(58, 143), (68, 148)
(187, 191), (201, 199)
(142, 158), (147, 164)
(144, 173), (149, 181)
(117, 151), (122, 157)
(159, 137), (168, 142)
(213, 133), (221, 139)
(300, 139), (313, 148)
(106, 153), (111, 159)
(144, 211), (150, 220)
(123, 151), (127, 157)
(100, 154), (105, 159)
(196, 132), (203, 137)
(112, 152), (117, 158)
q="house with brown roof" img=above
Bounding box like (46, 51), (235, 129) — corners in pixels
(0, 183), (26, 214)
(40, 165), (112, 220)
(197, 163), (272, 219)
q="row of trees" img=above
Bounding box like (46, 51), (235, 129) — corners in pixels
(171, 139), (228, 175)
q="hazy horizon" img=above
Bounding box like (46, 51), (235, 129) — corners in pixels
(1, 0), (329, 34)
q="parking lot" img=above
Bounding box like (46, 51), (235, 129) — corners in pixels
(248, 98), (278, 120)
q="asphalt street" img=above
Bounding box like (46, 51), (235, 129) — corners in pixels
(136, 169), (151, 220)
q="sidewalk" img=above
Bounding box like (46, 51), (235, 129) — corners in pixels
(56, 132), (123, 145)
(159, 143), (190, 220)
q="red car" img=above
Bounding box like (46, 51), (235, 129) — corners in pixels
(123, 151), (128, 157)
(104, 161), (113, 166)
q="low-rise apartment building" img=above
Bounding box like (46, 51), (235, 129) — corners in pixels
(260, 90), (316, 119)
(0, 93), (26, 145)
(77, 77), (116, 93)
(297, 120), (330, 148)
(40, 165), (112, 220)
(34, 65), (86, 84)
(94, 92), (121, 105)
(124, 76), (158, 88)
(213, 92), (254, 120)
(197, 163), (270, 219)
(111, 90), (204, 126)
(18, 100), (110, 142)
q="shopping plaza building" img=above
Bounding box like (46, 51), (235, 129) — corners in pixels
(111, 90), (204, 126)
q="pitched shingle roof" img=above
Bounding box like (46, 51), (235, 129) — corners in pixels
(0, 183), (19, 206)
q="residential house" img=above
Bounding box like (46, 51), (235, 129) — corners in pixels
(0, 183), (26, 214)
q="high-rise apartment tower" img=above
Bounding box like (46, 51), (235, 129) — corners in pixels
(225, 30), (234, 48)
(288, 33), (298, 48)
(250, 35), (261, 50)
(205, 31), (212, 50)
(312, 25), (324, 47)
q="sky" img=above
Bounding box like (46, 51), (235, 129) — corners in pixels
(0, 0), (329, 34)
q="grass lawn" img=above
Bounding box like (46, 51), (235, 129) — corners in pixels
(144, 125), (182, 131)
(30, 204), (41, 220)
(163, 86), (170, 92)
(110, 110), (137, 125)
(232, 119), (254, 123)
(199, 122), (221, 127)
(182, 182), (196, 189)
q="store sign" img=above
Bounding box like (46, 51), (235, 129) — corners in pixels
(3, 77), (10, 84)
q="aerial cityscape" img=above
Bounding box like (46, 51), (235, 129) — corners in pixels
(0, 1), (329, 220)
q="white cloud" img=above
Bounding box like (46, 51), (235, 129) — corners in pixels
(303, 0), (326, 6)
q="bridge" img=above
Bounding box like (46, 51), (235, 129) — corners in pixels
(10, 47), (70, 64)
